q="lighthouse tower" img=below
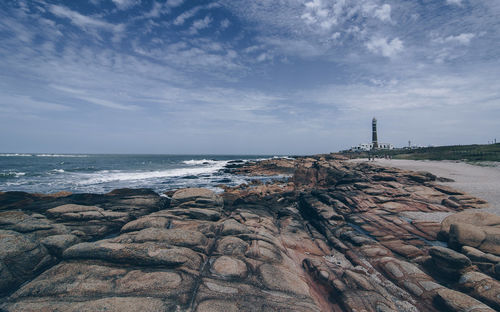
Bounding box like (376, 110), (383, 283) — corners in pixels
(372, 117), (378, 149)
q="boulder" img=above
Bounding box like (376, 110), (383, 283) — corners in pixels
(434, 288), (495, 312)
(63, 241), (202, 270)
(217, 236), (249, 256)
(429, 246), (472, 269)
(211, 256), (247, 278)
(221, 219), (251, 235)
(132, 228), (208, 252)
(459, 271), (500, 310)
(47, 204), (130, 222)
(449, 223), (500, 256)
(407, 171), (436, 183)
(0, 230), (55, 296)
(171, 188), (223, 209)
(10, 262), (189, 300)
(439, 211), (500, 240)
(40, 234), (80, 257)
(258, 264), (309, 296)
(121, 216), (170, 232)
(0, 211), (53, 233)
(461, 246), (500, 264)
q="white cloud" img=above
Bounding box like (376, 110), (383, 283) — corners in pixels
(433, 33), (475, 45)
(298, 72), (500, 113)
(446, 0), (464, 6)
(167, 0), (184, 8)
(111, 0), (140, 10)
(301, 0), (339, 30)
(84, 97), (140, 111)
(173, 3), (218, 26)
(366, 37), (403, 57)
(259, 37), (324, 58)
(188, 16), (212, 34)
(49, 5), (113, 30)
(374, 4), (391, 22)
(0, 95), (71, 112)
(49, 4), (125, 40)
(220, 19), (230, 30)
(50, 85), (139, 111)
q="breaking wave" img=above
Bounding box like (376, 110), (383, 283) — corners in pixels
(76, 161), (229, 185)
(182, 159), (219, 165)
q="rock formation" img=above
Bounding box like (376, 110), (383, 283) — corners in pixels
(1, 155), (499, 311)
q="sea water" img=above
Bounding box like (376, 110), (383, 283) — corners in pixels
(0, 154), (282, 194)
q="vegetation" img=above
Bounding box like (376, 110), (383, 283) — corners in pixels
(342, 143), (500, 162)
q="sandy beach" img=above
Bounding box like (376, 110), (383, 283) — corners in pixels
(351, 159), (500, 221)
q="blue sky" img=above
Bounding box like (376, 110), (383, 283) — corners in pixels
(1, 0), (499, 154)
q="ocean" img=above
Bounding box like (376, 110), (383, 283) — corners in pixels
(0, 154), (283, 194)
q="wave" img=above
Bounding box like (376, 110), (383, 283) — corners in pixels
(273, 155), (293, 159)
(0, 171), (26, 177)
(76, 161), (229, 185)
(35, 154), (89, 157)
(182, 159), (219, 165)
(51, 169), (65, 173)
(0, 153), (32, 157)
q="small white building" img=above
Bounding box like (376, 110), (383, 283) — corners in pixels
(378, 143), (394, 150)
(350, 142), (394, 152)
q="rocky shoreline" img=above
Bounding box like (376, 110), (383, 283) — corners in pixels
(1, 154), (499, 311)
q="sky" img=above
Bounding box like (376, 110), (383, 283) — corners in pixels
(0, 0), (499, 155)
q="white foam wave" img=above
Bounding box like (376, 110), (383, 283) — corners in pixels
(0, 153), (32, 157)
(52, 169), (65, 173)
(77, 161), (228, 185)
(273, 155), (292, 159)
(35, 154), (88, 157)
(0, 171), (26, 177)
(182, 159), (218, 165)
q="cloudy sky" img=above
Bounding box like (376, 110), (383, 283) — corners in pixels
(1, 0), (499, 154)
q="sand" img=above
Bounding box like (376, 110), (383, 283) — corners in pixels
(350, 159), (500, 222)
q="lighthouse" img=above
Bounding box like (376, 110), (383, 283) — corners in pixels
(372, 117), (378, 149)
(349, 117), (394, 151)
